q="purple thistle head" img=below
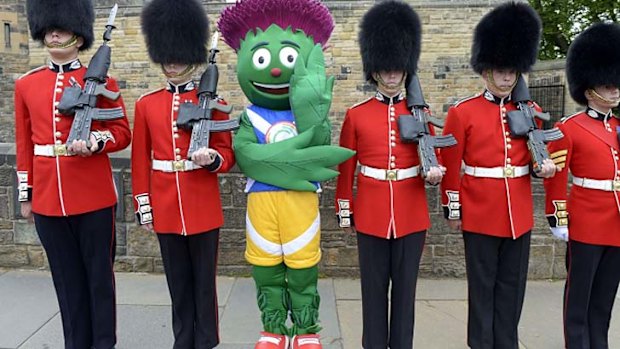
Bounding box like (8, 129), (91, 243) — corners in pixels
(218, 0), (334, 51)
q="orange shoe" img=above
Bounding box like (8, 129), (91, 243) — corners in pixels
(255, 331), (289, 349)
(291, 334), (322, 349)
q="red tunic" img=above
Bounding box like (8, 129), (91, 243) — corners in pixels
(131, 82), (235, 235)
(14, 61), (131, 216)
(335, 92), (435, 239)
(544, 110), (620, 247)
(440, 91), (539, 239)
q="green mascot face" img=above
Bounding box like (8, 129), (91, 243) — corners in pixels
(237, 24), (315, 110)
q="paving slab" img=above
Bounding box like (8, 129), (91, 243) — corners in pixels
(219, 278), (261, 344)
(335, 300), (362, 349)
(414, 300), (468, 349)
(18, 305), (176, 349)
(0, 270), (58, 349)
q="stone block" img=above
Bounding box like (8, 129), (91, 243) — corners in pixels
(528, 245), (554, 279)
(432, 256), (466, 278)
(126, 226), (160, 257)
(27, 246), (47, 268)
(0, 195), (9, 219)
(218, 247), (246, 266)
(222, 208), (246, 230)
(114, 256), (154, 273)
(13, 221), (39, 245)
(0, 230), (13, 244)
(0, 167), (13, 186)
(0, 245), (29, 267)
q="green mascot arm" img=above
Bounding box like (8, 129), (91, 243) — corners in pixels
(234, 111), (355, 192)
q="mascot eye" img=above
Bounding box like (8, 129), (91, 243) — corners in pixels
(279, 47), (299, 68)
(252, 48), (271, 69)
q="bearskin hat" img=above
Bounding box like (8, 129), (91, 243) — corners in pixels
(470, 1), (541, 74)
(141, 0), (209, 65)
(359, 0), (421, 82)
(26, 0), (95, 51)
(566, 22), (620, 105)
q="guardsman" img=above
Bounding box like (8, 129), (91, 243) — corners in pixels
(544, 22), (620, 349)
(440, 2), (557, 348)
(14, 0), (131, 348)
(132, 0), (235, 347)
(335, 1), (445, 348)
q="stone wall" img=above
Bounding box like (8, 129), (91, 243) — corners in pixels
(0, 0), (569, 279)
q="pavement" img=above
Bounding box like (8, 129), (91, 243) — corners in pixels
(0, 270), (619, 349)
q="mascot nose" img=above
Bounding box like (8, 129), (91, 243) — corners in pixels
(271, 68), (282, 77)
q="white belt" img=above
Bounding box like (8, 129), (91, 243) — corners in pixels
(152, 159), (202, 172)
(573, 176), (620, 192)
(360, 165), (420, 181)
(464, 164), (529, 178)
(34, 144), (74, 157)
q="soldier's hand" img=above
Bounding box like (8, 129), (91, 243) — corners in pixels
(446, 219), (462, 231)
(538, 158), (558, 178)
(20, 202), (33, 222)
(143, 223), (154, 232)
(68, 134), (98, 156)
(191, 147), (218, 166)
(425, 165), (446, 185)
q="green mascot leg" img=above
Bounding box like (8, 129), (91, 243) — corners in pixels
(252, 263), (289, 335)
(287, 265), (321, 335)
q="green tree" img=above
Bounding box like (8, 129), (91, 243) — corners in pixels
(529, 0), (620, 60)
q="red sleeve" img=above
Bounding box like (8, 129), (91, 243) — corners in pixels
(439, 106), (466, 220)
(334, 109), (358, 227)
(543, 121), (571, 228)
(14, 79), (34, 202)
(91, 77), (131, 153)
(207, 103), (235, 173)
(130, 99), (153, 225)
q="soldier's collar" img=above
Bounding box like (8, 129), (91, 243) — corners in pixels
(585, 106), (614, 121)
(375, 91), (405, 105)
(166, 80), (196, 94)
(483, 89), (511, 105)
(48, 59), (82, 73)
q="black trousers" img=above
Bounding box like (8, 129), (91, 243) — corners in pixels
(357, 231), (426, 349)
(564, 240), (620, 349)
(157, 229), (220, 349)
(463, 231), (531, 349)
(33, 206), (117, 349)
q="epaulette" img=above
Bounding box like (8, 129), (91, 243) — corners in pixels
(18, 66), (46, 80)
(349, 97), (373, 110)
(452, 93), (480, 107)
(559, 111), (581, 124)
(137, 87), (165, 102)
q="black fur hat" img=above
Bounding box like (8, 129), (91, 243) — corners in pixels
(359, 0), (421, 82)
(470, 1), (541, 74)
(26, 0), (95, 51)
(566, 22), (620, 105)
(141, 0), (209, 65)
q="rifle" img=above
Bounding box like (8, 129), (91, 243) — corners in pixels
(176, 32), (239, 158)
(506, 75), (563, 173)
(398, 74), (457, 177)
(57, 4), (124, 148)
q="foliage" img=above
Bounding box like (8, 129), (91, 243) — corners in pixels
(529, 0), (620, 59)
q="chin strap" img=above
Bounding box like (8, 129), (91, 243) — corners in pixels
(45, 35), (78, 49)
(486, 70), (518, 94)
(162, 64), (197, 80)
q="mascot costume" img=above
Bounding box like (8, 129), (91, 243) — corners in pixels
(218, 0), (354, 348)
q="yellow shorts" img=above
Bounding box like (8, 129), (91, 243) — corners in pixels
(245, 190), (321, 269)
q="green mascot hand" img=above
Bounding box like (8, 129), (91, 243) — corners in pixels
(290, 44), (335, 140)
